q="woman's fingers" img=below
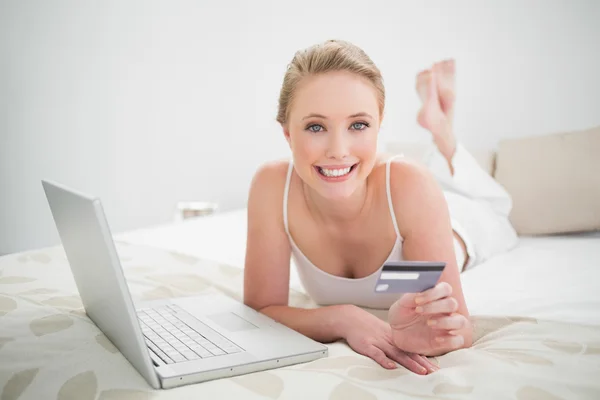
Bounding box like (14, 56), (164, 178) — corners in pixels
(366, 346), (400, 370)
(394, 282), (454, 314)
(385, 345), (438, 374)
(416, 297), (458, 315)
(407, 352), (439, 373)
(427, 314), (468, 331)
(389, 350), (428, 374)
(414, 282), (453, 306)
(434, 334), (465, 349)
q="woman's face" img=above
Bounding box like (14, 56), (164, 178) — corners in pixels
(284, 71), (381, 200)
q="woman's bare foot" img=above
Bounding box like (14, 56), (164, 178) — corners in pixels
(416, 69), (456, 167)
(416, 70), (433, 105)
(432, 59), (456, 125)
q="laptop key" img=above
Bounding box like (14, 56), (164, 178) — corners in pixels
(206, 346), (226, 356)
(145, 339), (174, 364)
(182, 350), (200, 360)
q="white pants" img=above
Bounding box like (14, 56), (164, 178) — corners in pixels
(423, 143), (519, 270)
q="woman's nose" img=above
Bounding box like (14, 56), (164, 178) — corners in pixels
(325, 131), (350, 159)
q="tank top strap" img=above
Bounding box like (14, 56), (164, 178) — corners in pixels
(386, 155), (404, 240)
(283, 160), (294, 235)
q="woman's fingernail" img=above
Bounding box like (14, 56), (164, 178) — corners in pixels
(415, 296), (424, 304)
(415, 306), (423, 313)
(388, 362), (396, 369)
(427, 319), (437, 326)
(436, 337), (445, 343)
(453, 336), (465, 348)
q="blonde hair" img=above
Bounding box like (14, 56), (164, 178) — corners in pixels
(276, 40), (385, 126)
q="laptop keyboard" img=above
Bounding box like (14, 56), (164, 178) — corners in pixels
(138, 304), (243, 364)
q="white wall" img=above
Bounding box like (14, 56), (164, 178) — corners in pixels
(1, 0), (599, 255)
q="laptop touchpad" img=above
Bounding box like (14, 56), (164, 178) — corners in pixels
(208, 312), (258, 332)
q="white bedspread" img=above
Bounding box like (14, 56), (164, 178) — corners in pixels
(117, 209), (600, 327)
(1, 209), (598, 399)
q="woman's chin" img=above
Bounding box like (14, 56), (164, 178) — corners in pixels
(315, 184), (361, 200)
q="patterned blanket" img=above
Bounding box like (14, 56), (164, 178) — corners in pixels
(1, 242), (599, 399)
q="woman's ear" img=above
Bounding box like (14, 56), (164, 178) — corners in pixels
(282, 124), (292, 147)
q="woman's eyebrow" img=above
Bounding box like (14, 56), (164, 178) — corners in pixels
(349, 112), (373, 119)
(302, 113), (328, 120)
(302, 112), (373, 120)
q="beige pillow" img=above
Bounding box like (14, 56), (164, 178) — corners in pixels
(494, 126), (600, 235)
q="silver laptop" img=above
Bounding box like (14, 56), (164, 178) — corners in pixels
(42, 180), (327, 389)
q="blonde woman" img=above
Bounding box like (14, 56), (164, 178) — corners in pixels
(244, 40), (517, 375)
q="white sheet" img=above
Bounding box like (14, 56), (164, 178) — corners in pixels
(117, 209), (600, 326)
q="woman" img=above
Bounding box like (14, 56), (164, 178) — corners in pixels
(243, 40), (517, 375)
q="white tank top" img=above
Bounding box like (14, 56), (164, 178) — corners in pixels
(283, 156), (406, 309)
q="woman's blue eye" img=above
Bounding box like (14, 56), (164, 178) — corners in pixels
(307, 124), (324, 133)
(351, 122), (369, 130)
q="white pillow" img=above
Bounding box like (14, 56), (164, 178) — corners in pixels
(494, 126), (600, 235)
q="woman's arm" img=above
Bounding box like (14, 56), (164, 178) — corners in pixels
(243, 161), (438, 373)
(389, 159), (473, 352)
(243, 161), (352, 342)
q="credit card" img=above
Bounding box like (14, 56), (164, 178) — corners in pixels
(374, 261), (446, 294)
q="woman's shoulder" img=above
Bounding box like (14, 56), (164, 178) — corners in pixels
(251, 159), (290, 185)
(373, 152), (441, 208)
(247, 159), (291, 213)
(372, 152), (427, 183)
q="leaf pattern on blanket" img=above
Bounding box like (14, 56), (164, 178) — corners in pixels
(17, 288), (60, 296)
(95, 333), (118, 354)
(30, 314), (74, 336)
(0, 337), (14, 351)
(232, 372), (284, 399)
(145, 273), (210, 294)
(42, 296), (83, 310)
(0, 296), (17, 316)
(0, 276), (37, 284)
(218, 264), (242, 277)
(516, 386), (564, 400)
(17, 253), (51, 264)
(58, 371), (97, 400)
(168, 251), (199, 265)
(97, 389), (155, 400)
(2, 242), (600, 399)
(302, 356), (375, 370)
(141, 286), (175, 301)
(485, 349), (553, 365)
(567, 384), (600, 398)
(433, 382), (474, 395)
(127, 266), (159, 274)
(584, 343), (600, 355)
(347, 366), (409, 381)
(1, 368), (39, 400)
(70, 309), (88, 318)
(471, 316), (538, 345)
(542, 339), (583, 354)
(330, 382), (376, 400)
(472, 316), (515, 342)
(30, 253), (52, 264)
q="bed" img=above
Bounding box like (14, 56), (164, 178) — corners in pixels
(1, 208), (599, 400)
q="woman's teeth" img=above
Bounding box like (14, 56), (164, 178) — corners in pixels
(318, 166), (353, 177)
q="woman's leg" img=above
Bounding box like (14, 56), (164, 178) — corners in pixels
(416, 60), (518, 270)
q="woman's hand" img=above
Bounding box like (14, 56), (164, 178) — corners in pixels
(388, 282), (471, 356)
(341, 305), (439, 375)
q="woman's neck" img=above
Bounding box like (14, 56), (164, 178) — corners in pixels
(303, 180), (373, 226)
